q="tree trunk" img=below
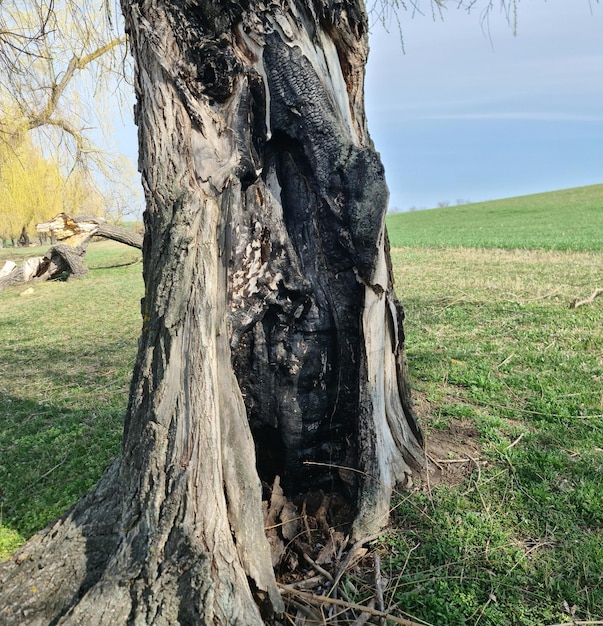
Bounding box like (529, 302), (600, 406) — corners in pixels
(0, 0), (423, 623)
(18, 227), (30, 247)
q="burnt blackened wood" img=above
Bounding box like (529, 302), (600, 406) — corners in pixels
(225, 4), (423, 508)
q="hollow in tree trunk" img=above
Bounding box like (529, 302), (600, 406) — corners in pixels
(0, 1), (423, 623)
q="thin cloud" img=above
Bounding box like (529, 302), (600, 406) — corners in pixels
(418, 112), (603, 122)
(365, 1), (603, 209)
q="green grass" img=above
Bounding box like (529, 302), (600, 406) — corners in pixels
(386, 184), (603, 251)
(0, 241), (143, 555)
(383, 246), (603, 625)
(1, 199), (602, 624)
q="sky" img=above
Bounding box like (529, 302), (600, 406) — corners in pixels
(112, 0), (603, 213)
(364, 0), (603, 211)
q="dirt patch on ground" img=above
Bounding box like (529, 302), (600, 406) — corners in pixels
(413, 391), (485, 489)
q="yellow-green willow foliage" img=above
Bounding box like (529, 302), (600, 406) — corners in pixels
(0, 0), (135, 227)
(0, 136), (102, 244)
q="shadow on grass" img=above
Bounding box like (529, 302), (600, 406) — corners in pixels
(0, 339), (131, 539)
(88, 258), (142, 271)
(0, 392), (123, 539)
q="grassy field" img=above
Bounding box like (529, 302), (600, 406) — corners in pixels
(386, 184), (603, 251)
(384, 247), (602, 625)
(1, 197), (602, 625)
(0, 241), (143, 553)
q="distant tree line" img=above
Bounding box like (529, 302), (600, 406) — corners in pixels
(387, 198), (471, 213)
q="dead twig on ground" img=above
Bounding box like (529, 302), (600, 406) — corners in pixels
(329, 534), (381, 598)
(302, 552), (335, 585)
(425, 451), (444, 471)
(373, 553), (385, 625)
(278, 584), (429, 626)
(569, 288), (603, 309)
(548, 621), (603, 626)
(505, 433), (525, 450)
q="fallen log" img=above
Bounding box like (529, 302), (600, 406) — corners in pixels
(0, 214), (142, 292)
(0, 257), (45, 290)
(36, 213), (143, 250)
(0, 245), (88, 292)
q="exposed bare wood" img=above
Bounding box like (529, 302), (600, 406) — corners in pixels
(36, 212), (143, 249)
(36, 212), (100, 241)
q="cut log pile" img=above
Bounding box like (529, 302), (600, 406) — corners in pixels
(0, 213), (142, 292)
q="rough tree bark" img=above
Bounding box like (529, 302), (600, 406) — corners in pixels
(0, 0), (423, 624)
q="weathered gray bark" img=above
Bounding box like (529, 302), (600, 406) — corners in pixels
(0, 0), (423, 623)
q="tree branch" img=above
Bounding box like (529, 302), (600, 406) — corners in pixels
(36, 36), (126, 127)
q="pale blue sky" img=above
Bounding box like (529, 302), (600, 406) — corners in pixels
(365, 0), (603, 210)
(113, 1), (603, 213)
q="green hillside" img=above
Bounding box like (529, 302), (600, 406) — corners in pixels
(386, 184), (603, 251)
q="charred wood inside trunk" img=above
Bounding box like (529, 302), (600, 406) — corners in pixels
(232, 132), (364, 497)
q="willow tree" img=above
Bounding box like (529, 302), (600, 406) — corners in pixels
(0, 0), (138, 222)
(0, 136), (106, 245)
(0, 0), (425, 623)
